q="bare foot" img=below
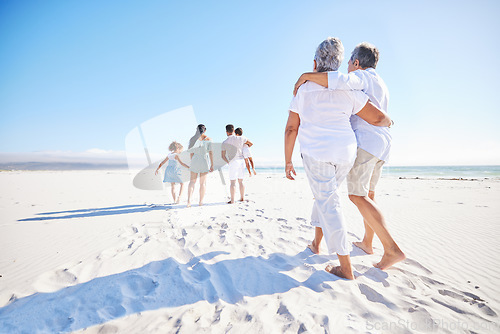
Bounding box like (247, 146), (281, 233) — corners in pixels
(325, 265), (355, 280)
(253, 170), (257, 175)
(374, 250), (406, 270)
(186, 203), (191, 208)
(239, 199), (245, 202)
(307, 241), (320, 254)
(199, 202), (203, 206)
(227, 200), (234, 204)
(353, 241), (374, 254)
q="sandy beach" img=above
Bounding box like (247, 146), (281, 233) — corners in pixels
(0, 170), (499, 333)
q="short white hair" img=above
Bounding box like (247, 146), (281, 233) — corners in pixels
(314, 37), (344, 72)
(350, 42), (379, 69)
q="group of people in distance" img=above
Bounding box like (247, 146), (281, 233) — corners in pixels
(155, 124), (255, 207)
(285, 37), (405, 279)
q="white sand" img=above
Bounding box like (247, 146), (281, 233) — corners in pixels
(0, 170), (499, 333)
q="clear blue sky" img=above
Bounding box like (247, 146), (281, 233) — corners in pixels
(1, 0), (499, 165)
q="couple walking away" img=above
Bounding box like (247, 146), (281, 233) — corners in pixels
(285, 37), (405, 280)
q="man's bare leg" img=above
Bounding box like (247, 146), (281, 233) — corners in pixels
(349, 194), (405, 270)
(353, 190), (376, 254)
(238, 179), (245, 201)
(307, 227), (323, 254)
(187, 172), (198, 207)
(325, 254), (354, 280)
(229, 180), (236, 203)
(199, 172), (208, 206)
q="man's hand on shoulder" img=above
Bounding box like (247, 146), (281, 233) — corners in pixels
(293, 72), (329, 96)
(293, 73), (309, 96)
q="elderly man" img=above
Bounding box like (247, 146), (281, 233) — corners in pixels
(292, 42), (405, 270)
(285, 37), (392, 279)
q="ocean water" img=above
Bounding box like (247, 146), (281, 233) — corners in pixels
(255, 165), (500, 179)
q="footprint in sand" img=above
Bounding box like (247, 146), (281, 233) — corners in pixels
(407, 305), (435, 327)
(354, 265), (390, 288)
(119, 274), (159, 298)
(358, 283), (398, 310)
(33, 268), (78, 292)
(277, 303), (295, 321)
(219, 229), (226, 243)
(437, 289), (497, 317)
(177, 237), (186, 247)
(403, 258), (433, 275)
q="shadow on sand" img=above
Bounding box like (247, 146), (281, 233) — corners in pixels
(0, 249), (375, 333)
(18, 202), (228, 222)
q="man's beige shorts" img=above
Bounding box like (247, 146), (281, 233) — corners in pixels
(347, 148), (385, 196)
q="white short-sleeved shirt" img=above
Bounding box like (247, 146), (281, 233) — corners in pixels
(289, 81), (369, 164)
(222, 134), (248, 161)
(328, 68), (391, 162)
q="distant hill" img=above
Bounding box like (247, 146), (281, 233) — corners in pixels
(0, 162), (128, 171)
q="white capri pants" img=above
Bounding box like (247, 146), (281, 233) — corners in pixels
(302, 154), (353, 256)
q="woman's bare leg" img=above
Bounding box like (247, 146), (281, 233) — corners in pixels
(326, 254), (355, 280)
(199, 172), (208, 206)
(176, 183), (185, 204)
(187, 172), (198, 207)
(308, 227), (323, 254)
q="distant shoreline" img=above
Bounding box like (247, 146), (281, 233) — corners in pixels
(1, 163), (499, 180)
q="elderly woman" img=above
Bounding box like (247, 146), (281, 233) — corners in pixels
(285, 37), (392, 280)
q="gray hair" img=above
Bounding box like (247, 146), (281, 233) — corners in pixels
(350, 42), (379, 69)
(314, 37), (344, 72)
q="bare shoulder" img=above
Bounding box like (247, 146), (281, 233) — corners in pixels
(203, 136), (211, 141)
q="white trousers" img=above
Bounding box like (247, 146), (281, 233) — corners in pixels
(302, 154), (353, 256)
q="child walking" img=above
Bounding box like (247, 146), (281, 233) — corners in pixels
(155, 141), (190, 204)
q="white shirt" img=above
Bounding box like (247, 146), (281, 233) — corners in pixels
(328, 68), (391, 161)
(289, 81), (369, 164)
(222, 134), (248, 161)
